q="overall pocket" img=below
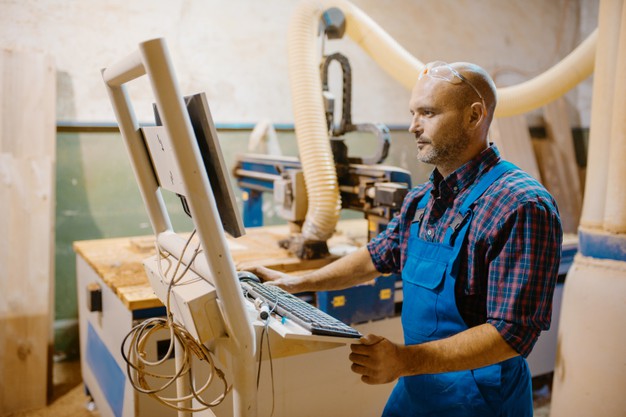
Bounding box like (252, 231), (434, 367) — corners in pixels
(401, 242), (449, 339)
(402, 369), (498, 416)
(471, 363), (503, 415)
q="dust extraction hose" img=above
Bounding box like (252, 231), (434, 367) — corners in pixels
(288, 0), (597, 241)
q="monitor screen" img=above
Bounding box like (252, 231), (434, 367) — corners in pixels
(153, 92), (245, 238)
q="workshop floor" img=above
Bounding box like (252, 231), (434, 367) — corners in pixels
(6, 360), (553, 417)
(6, 360), (100, 417)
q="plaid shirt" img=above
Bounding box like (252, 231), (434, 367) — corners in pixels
(367, 145), (563, 357)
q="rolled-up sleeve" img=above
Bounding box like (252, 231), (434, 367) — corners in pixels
(485, 200), (563, 357)
(367, 213), (403, 275)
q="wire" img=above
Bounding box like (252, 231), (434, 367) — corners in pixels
(120, 230), (231, 412)
(255, 296), (278, 417)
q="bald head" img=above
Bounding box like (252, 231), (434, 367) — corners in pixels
(413, 61), (497, 135)
(449, 62), (497, 122)
(409, 61), (497, 176)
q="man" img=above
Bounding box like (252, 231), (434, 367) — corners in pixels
(248, 61), (562, 416)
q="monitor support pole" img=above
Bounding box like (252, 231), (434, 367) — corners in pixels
(102, 38), (257, 417)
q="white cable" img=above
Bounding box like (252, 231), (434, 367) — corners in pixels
(120, 230), (231, 412)
(256, 318), (275, 417)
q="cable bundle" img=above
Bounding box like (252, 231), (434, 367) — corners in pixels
(121, 230), (231, 412)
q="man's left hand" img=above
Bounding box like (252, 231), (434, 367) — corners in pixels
(349, 334), (405, 385)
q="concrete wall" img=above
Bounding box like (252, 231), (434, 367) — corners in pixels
(0, 0), (598, 127)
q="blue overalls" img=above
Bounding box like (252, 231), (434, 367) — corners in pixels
(382, 161), (533, 417)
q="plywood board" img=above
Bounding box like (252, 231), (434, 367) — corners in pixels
(489, 115), (542, 181)
(0, 49), (56, 413)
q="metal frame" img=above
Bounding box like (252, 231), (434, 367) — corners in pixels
(101, 38), (257, 417)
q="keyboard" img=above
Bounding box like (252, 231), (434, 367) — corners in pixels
(239, 275), (362, 339)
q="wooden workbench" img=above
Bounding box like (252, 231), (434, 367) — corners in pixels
(72, 219), (369, 311)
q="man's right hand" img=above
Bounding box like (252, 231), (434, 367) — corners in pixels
(244, 265), (306, 294)
(246, 247), (379, 295)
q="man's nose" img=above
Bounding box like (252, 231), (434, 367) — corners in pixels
(409, 118), (422, 136)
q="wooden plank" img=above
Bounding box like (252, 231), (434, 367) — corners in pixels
(533, 139), (579, 234)
(489, 115), (542, 181)
(0, 49), (56, 413)
(543, 98), (582, 232)
(0, 52), (56, 156)
(116, 285), (162, 310)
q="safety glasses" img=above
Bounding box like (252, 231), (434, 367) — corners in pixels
(419, 61), (486, 112)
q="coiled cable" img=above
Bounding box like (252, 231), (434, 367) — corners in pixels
(120, 230), (231, 412)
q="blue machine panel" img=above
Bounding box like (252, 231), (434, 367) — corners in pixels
(317, 274), (397, 325)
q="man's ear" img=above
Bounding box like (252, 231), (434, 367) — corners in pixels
(467, 102), (485, 129)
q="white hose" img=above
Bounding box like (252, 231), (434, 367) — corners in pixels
(288, 0), (342, 241)
(495, 30), (597, 117)
(580, 0), (622, 230)
(581, 0), (622, 230)
(288, 0), (597, 240)
(328, 0), (597, 116)
(603, 2), (626, 233)
(340, 0), (424, 90)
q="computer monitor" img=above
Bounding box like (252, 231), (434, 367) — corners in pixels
(153, 92), (245, 238)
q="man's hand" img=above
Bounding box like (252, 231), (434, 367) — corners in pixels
(244, 265), (306, 293)
(349, 334), (406, 385)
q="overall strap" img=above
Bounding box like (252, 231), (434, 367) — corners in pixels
(460, 160), (516, 213)
(443, 160), (516, 247)
(411, 188), (431, 224)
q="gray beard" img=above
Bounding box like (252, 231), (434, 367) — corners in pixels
(417, 134), (470, 166)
